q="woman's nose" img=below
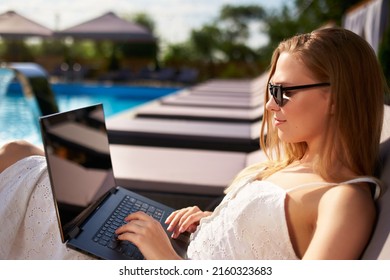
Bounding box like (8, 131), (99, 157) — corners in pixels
(265, 97), (280, 112)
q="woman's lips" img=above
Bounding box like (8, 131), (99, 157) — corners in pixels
(274, 117), (286, 126)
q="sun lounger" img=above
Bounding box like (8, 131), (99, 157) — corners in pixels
(358, 105), (390, 259)
(106, 80), (264, 151)
(110, 144), (261, 209)
(134, 101), (263, 123)
(189, 73), (268, 95)
(164, 91), (262, 102)
(361, 136), (390, 259)
(160, 89), (264, 109)
(106, 75), (265, 151)
(191, 81), (254, 93)
(133, 75), (266, 122)
(189, 90), (262, 98)
(189, 89), (262, 98)
(107, 116), (261, 152)
(110, 145), (250, 196)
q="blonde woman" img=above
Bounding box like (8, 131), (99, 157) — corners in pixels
(0, 28), (387, 260)
(115, 27), (386, 260)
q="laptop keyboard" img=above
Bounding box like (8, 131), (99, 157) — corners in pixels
(92, 195), (165, 259)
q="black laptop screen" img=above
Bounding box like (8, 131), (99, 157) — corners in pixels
(40, 104), (117, 241)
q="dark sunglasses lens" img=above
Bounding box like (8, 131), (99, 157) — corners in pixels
(269, 85), (283, 107)
(275, 87), (283, 106)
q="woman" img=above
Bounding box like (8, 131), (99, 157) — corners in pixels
(0, 27), (386, 260)
(114, 27), (386, 260)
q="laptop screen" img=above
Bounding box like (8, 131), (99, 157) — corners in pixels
(40, 104), (116, 241)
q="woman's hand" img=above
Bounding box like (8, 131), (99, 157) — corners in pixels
(165, 206), (212, 239)
(115, 211), (181, 260)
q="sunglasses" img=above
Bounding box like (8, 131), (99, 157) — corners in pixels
(268, 82), (330, 107)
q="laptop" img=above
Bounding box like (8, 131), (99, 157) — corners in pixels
(39, 103), (188, 259)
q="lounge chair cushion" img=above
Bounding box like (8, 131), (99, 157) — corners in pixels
(361, 137), (390, 259)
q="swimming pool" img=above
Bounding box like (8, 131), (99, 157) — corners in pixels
(0, 82), (180, 145)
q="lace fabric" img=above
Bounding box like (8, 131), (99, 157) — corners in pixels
(187, 178), (299, 260)
(0, 156), (92, 259)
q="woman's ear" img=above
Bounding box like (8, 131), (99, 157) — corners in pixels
(326, 93), (335, 115)
(330, 103), (335, 115)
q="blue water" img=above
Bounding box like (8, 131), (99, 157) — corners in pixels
(0, 82), (180, 145)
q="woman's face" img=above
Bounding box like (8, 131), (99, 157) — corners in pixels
(266, 52), (332, 148)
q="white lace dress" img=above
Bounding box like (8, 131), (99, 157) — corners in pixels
(0, 156), (92, 259)
(187, 175), (380, 260)
(186, 176), (299, 260)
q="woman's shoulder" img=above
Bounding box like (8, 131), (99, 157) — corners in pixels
(318, 180), (376, 222)
(302, 181), (378, 259)
(320, 176), (381, 204)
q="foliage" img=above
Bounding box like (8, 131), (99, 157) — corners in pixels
(0, 40), (34, 61)
(118, 42), (157, 58)
(130, 12), (156, 34)
(219, 4), (265, 43)
(190, 24), (223, 63)
(40, 39), (68, 56)
(173, 4), (266, 79)
(162, 41), (198, 64)
(259, 0), (363, 67)
(117, 12), (158, 63)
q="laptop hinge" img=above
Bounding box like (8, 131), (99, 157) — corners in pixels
(69, 226), (81, 239)
(111, 186), (119, 194)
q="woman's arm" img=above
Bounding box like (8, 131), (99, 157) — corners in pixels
(302, 184), (376, 259)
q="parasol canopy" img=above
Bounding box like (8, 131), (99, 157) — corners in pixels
(0, 10), (53, 39)
(55, 11), (155, 42)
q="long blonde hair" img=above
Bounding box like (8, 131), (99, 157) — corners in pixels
(229, 28), (386, 189)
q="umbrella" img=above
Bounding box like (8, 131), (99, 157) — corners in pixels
(55, 11), (155, 42)
(0, 10), (53, 38)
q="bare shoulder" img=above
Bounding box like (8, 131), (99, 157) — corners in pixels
(303, 182), (376, 259)
(320, 182), (375, 212)
(318, 182), (376, 227)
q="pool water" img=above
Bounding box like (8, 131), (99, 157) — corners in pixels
(0, 82), (180, 145)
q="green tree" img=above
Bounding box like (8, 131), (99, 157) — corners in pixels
(179, 4), (266, 78)
(119, 12), (158, 67)
(259, 0), (363, 66)
(294, 0), (362, 27)
(188, 24), (223, 78)
(218, 5), (264, 64)
(31, 39), (68, 57)
(162, 42), (197, 64)
(1, 40), (34, 62)
(190, 24), (222, 63)
(130, 12), (156, 34)
(219, 4), (265, 44)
